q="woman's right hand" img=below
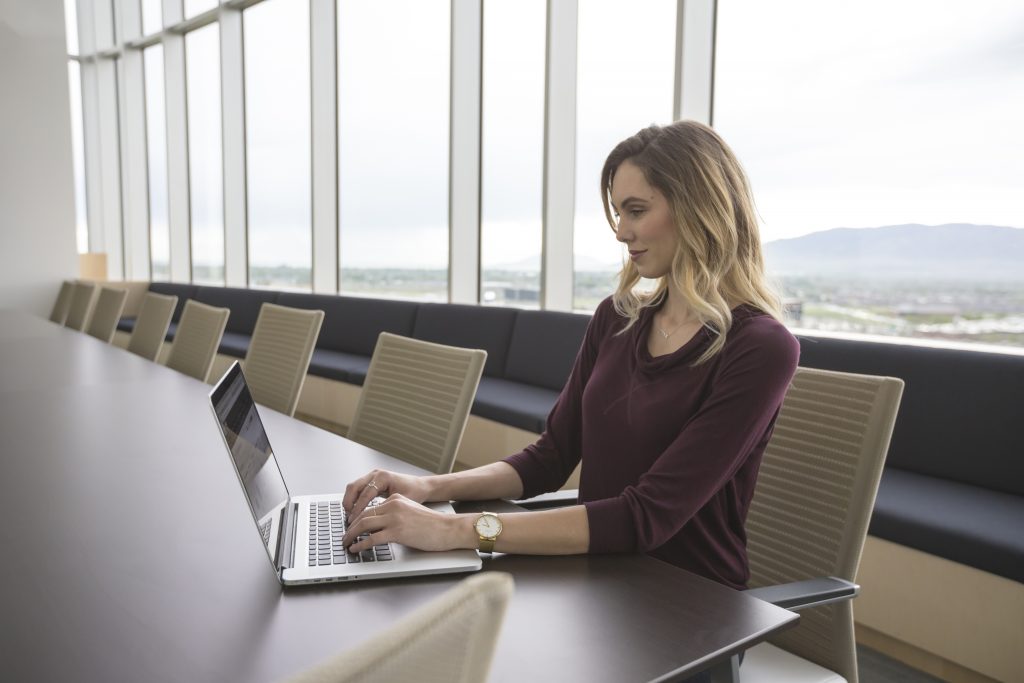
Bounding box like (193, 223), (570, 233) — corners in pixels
(342, 469), (433, 519)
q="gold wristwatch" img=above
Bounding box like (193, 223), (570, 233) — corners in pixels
(474, 511), (503, 553)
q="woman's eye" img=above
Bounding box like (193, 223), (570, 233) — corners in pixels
(630, 209), (645, 218)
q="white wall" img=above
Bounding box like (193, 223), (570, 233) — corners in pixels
(0, 0), (79, 316)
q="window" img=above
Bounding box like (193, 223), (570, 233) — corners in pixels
(144, 45), (170, 279)
(141, 0), (162, 36)
(715, 0), (1024, 348)
(572, 0), (677, 311)
(244, 0), (312, 291)
(337, 0), (451, 301)
(185, 24), (224, 284)
(67, 61), (88, 254)
(185, 0), (218, 19)
(480, 0), (546, 308)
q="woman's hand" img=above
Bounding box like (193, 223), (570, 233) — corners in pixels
(342, 494), (471, 554)
(342, 469), (433, 520)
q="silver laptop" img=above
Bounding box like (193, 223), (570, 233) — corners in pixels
(209, 361), (482, 585)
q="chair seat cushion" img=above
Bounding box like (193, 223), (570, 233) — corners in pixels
(739, 642), (846, 683)
(217, 331), (251, 359)
(117, 316), (136, 333)
(308, 349), (372, 385)
(471, 377), (559, 434)
(869, 468), (1024, 583)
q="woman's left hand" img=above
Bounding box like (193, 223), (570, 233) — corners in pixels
(342, 494), (470, 554)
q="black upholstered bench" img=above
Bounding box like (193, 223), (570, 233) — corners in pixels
(796, 335), (1024, 583)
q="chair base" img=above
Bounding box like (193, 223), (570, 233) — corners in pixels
(739, 643), (847, 683)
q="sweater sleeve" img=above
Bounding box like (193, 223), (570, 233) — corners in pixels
(585, 320), (800, 554)
(502, 298), (614, 498)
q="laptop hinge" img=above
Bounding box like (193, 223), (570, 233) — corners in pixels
(276, 502), (298, 571)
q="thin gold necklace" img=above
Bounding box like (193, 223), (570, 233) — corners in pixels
(655, 316), (689, 339)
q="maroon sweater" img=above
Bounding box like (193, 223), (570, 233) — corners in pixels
(504, 297), (799, 589)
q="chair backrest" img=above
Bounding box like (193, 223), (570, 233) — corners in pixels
(347, 333), (487, 475)
(64, 282), (97, 331)
(286, 572), (513, 683)
(49, 281), (75, 325)
(745, 366), (904, 683)
(127, 292), (178, 361)
(243, 302), (324, 417)
(165, 300), (230, 382)
(85, 287), (129, 343)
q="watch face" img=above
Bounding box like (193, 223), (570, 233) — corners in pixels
(476, 513), (502, 538)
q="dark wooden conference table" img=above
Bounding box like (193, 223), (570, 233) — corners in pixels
(0, 309), (797, 682)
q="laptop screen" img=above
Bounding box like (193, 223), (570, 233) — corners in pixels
(210, 362), (290, 555)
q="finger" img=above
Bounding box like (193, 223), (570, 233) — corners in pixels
(345, 471), (386, 516)
(347, 530), (391, 554)
(342, 471), (376, 513)
(342, 513), (387, 549)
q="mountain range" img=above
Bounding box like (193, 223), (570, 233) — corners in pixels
(763, 223), (1024, 281)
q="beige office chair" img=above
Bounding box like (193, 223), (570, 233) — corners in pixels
(85, 287), (129, 343)
(49, 281), (75, 325)
(739, 367), (904, 683)
(242, 302), (324, 417)
(64, 281), (97, 331)
(126, 292), (178, 361)
(165, 300), (230, 382)
(286, 572), (513, 683)
(347, 333), (487, 475)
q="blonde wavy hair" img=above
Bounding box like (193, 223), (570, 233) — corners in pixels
(601, 120), (782, 365)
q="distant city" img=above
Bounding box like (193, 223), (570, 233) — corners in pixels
(205, 223), (1024, 349)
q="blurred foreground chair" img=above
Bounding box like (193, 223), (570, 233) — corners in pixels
(49, 281), (74, 325)
(165, 300), (230, 382)
(243, 303), (324, 417)
(286, 572), (513, 683)
(127, 292), (178, 361)
(734, 367), (904, 683)
(347, 333), (486, 474)
(64, 281), (97, 331)
(85, 287), (129, 343)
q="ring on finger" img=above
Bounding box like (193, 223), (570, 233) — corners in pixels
(366, 480), (380, 494)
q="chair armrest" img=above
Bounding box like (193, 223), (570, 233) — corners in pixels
(745, 576), (859, 610)
(508, 489), (579, 510)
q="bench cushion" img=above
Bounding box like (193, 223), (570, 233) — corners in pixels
(308, 348), (372, 385)
(195, 286), (279, 336)
(218, 331), (251, 359)
(870, 468), (1024, 583)
(277, 292), (418, 356)
(148, 282), (198, 323)
(797, 336), (1024, 497)
(504, 310), (590, 391)
(413, 303), (517, 378)
(472, 377), (560, 434)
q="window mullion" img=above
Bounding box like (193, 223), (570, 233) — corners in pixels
(311, 0), (338, 294)
(220, 7), (247, 287)
(541, 0), (577, 311)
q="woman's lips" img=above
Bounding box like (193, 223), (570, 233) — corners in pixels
(629, 249), (647, 261)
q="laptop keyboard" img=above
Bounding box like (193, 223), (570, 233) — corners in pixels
(308, 500), (393, 567)
(259, 518), (272, 545)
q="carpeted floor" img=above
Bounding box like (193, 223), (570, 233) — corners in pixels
(858, 645), (947, 682)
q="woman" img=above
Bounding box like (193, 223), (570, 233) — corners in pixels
(342, 120), (799, 592)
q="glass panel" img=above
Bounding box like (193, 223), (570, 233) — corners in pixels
(245, 0), (311, 291)
(185, 0), (217, 19)
(142, 0), (163, 36)
(338, 0), (450, 301)
(67, 61), (88, 253)
(573, 0), (676, 311)
(715, 0), (1024, 349)
(144, 45), (170, 280)
(185, 24), (224, 284)
(63, 0), (78, 55)
(480, 0), (545, 308)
